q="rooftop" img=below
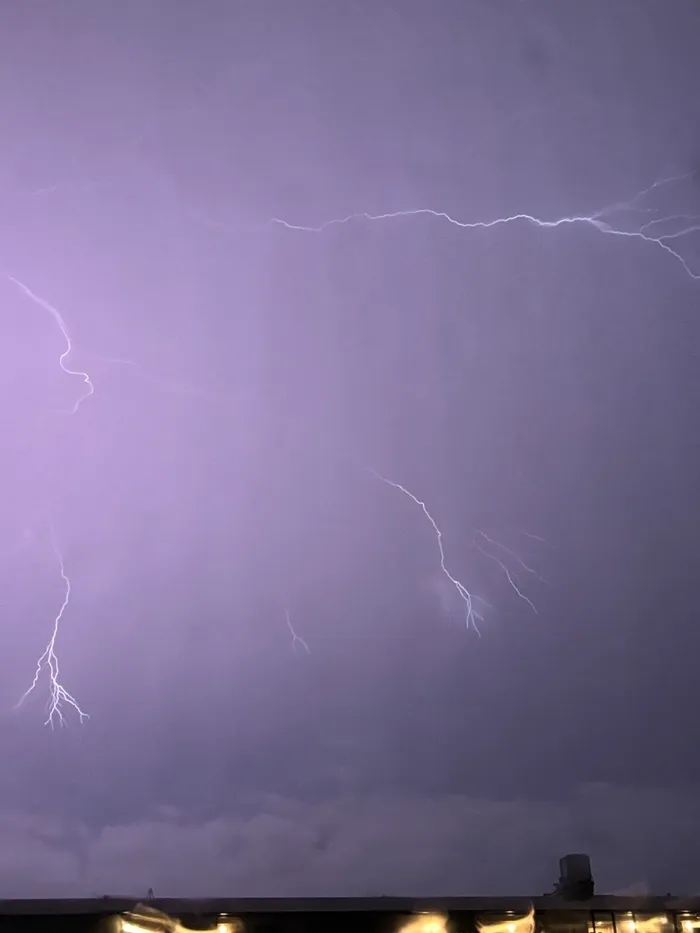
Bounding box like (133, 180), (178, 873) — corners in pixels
(0, 895), (699, 915)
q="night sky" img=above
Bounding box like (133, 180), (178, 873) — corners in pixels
(1, 0), (700, 898)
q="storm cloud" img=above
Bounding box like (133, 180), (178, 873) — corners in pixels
(1, 0), (699, 898)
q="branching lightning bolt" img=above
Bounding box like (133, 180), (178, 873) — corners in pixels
(474, 529), (549, 585)
(6, 161), (689, 721)
(4, 272), (94, 414)
(270, 170), (700, 280)
(474, 541), (539, 616)
(3, 273), (229, 724)
(366, 467), (482, 633)
(15, 526), (88, 728)
(272, 169), (700, 627)
(4, 271), (92, 723)
(285, 606), (310, 655)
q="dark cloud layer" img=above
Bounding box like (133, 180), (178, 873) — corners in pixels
(3, 784), (700, 898)
(1, 0), (699, 897)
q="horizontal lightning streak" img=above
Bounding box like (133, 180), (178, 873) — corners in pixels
(270, 172), (700, 624)
(15, 527), (88, 727)
(270, 170), (700, 280)
(4, 273), (94, 414)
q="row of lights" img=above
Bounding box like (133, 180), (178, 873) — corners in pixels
(614, 914), (698, 933)
(404, 914), (700, 933)
(120, 910), (700, 933)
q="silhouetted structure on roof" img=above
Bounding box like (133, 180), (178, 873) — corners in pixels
(553, 854), (595, 901)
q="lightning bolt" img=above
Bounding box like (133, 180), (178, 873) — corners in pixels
(271, 169), (699, 627)
(6, 162), (688, 722)
(15, 525), (88, 728)
(519, 530), (550, 545)
(270, 169), (700, 281)
(3, 272), (93, 723)
(285, 606), (310, 655)
(2, 268), (249, 725)
(474, 529), (549, 585)
(284, 606), (311, 654)
(474, 541), (539, 616)
(4, 272), (94, 414)
(366, 467), (483, 633)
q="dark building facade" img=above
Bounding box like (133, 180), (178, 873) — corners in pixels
(0, 896), (699, 933)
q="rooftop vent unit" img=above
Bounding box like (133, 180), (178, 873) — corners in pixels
(556, 853), (595, 900)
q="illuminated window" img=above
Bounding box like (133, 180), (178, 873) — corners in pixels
(678, 915), (700, 933)
(594, 913), (615, 933)
(476, 910), (535, 933)
(632, 914), (672, 933)
(538, 910), (591, 933)
(397, 914), (450, 933)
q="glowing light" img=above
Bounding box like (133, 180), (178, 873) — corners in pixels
(270, 170), (700, 281)
(120, 906), (170, 933)
(398, 914), (448, 933)
(477, 907), (535, 933)
(122, 922), (150, 933)
(216, 920), (243, 933)
(120, 908), (243, 933)
(632, 918), (674, 933)
(14, 526), (88, 727)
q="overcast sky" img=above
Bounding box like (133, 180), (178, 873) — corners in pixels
(1, 0), (700, 899)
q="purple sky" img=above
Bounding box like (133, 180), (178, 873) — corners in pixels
(1, 0), (700, 898)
